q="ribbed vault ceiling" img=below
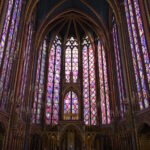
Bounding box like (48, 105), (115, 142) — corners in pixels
(45, 12), (100, 41)
(35, 0), (110, 49)
(36, 0), (109, 28)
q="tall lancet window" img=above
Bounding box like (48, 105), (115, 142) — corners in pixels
(83, 36), (97, 125)
(0, 0), (22, 107)
(125, 0), (150, 109)
(64, 91), (78, 120)
(46, 36), (61, 125)
(98, 41), (110, 124)
(32, 39), (47, 124)
(112, 18), (126, 116)
(19, 22), (33, 114)
(65, 37), (78, 83)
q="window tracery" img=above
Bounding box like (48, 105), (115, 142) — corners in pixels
(0, 0), (22, 108)
(65, 37), (78, 83)
(124, 0), (150, 109)
(45, 36), (62, 125)
(98, 40), (110, 124)
(33, 39), (47, 124)
(82, 36), (97, 125)
(112, 17), (126, 117)
(64, 91), (78, 120)
(31, 35), (112, 126)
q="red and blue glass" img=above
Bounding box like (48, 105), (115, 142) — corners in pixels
(0, 0), (22, 108)
(112, 22), (125, 116)
(133, 0), (150, 89)
(33, 39), (46, 124)
(83, 44), (90, 125)
(125, 0), (149, 109)
(0, 0), (14, 67)
(98, 41), (110, 124)
(65, 37), (78, 83)
(83, 37), (97, 125)
(46, 36), (62, 125)
(64, 91), (78, 120)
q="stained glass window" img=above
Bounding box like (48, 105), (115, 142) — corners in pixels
(32, 39), (47, 124)
(45, 36), (61, 125)
(98, 40), (110, 124)
(65, 37), (78, 83)
(0, 0), (22, 108)
(112, 18), (126, 117)
(19, 22), (33, 115)
(124, 0), (150, 109)
(0, 0), (15, 67)
(82, 36), (97, 125)
(64, 91), (78, 120)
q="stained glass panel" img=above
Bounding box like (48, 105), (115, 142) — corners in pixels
(65, 46), (71, 82)
(65, 37), (78, 83)
(52, 44), (61, 124)
(72, 92), (78, 114)
(0, 0), (14, 67)
(112, 22), (125, 116)
(124, 0), (149, 109)
(46, 36), (61, 125)
(72, 47), (78, 82)
(64, 91), (78, 120)
(83, 37), (97, 125)
(64, 92), (71, 115)
(98, 41), (106, 124)
(0, 0), (22, 108)
(89, 45), (97, 125)
(133, 0), (150, 89)
(98, 41), (110, 124)
(102, 46), (110, 124)
(83, 45), (90, 125)
(33, 39), (46, 124)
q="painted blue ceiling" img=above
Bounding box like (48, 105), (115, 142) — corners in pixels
(36, 0), (109, 28)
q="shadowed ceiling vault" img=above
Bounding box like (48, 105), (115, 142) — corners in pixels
(24, 0), (121, 50)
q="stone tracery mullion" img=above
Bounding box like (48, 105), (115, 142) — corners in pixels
(125, 0), (146, 109)
(52, 41), (62, 124)
(51, 43), (57, 124)
(112, 22), (125, 115)
(35, 44), (42, 123)
(131, 0), (150, 100)
(125, 0), (149, 109)
(4, 0), (22, 91)
(1, 1), (150, 149)
(0, 0), (15, 68)
(87, 44), (91, 125)
(45, 42), (55, 124)
(45, 36), (62, 125)
(1, 1), (19, 81)
(83, 43), (90, 125)
(101, 44), (108, 124)
(0, 0), (21, 106)
(132, 0), (150, 93)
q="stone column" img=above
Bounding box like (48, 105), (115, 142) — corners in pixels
(119, 1), (141, 150)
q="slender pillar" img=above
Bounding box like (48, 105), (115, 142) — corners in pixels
(23, 47), (38, 149)
(119, 1), (141, 150)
